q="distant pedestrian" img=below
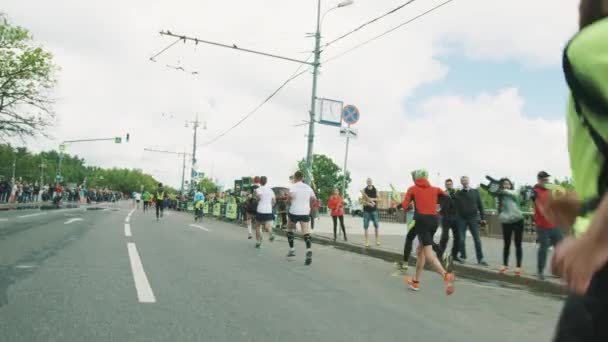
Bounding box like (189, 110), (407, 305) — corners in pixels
(532, 171), (562, 280)
(439, 179), (461, 263)
(497, 178), (524, 277)
(328, 189), (347, 241)
(154, 183), (166, 221)
(142, 191), (151, 212)
(454, 176), (488, 266)
(362, 178), (380, 247)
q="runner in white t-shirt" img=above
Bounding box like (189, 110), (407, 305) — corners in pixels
(286, 171), (316, 265)
(254, 176), (276, 249)
(134, 192), (142, 210)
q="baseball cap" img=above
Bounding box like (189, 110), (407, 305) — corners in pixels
(537, 171), (551, 179)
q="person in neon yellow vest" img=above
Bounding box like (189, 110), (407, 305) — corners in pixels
(154, 183), (166, 221)
(542, 2), (608, 339)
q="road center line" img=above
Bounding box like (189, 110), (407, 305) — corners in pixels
(125, 216), (130, 223)
(126, 243), (156, 303)
(189, 224), (210, 232)
(125, 223), (132, 237)
(18, 213), (47, 219)
(0, 218), (8, 222)
(64, 218), (83, 225)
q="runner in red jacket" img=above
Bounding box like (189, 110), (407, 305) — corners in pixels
(402, 169), (455, 295)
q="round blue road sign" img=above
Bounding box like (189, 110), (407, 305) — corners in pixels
(342, 105), (360, 125)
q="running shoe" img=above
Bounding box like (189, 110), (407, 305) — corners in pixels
(478, 260), (489, 267)
(248, 235), (252, 240)
(376, 240), (381, 246)
(538, 273), (545, 280)
(405, 276), (420, 291)
(365, 239), (370, 248)
(499, 266), (508, 274)
(444, 272), (455, 295)
(255, 241), (261, 249)
(287, 250), (296, 257)
(514, 267), (522, 277)
(453, 257), (464, 264)
(401, 262), (409, 271)
(269, 234), (275, 242)
(305, 251), (312, 265)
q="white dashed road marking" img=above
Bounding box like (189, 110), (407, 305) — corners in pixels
(126, 242), (156, 303)
(189, 224), (211, 232)
(125, 223), (132, 237)
(64, 218), (83, 225)
(18, 213), (47, 219)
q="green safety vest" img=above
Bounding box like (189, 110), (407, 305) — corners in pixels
(156, 191), (165, 200)
(564, 17), (608, 236)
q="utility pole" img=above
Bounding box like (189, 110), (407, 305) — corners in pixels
(305, 0), (323, 185)
(181, 151), (186, 194)
(143, 148), (192, 194)
(186, 114), (202, 193)
(12, 153), (16, 181)
(156, 1), (354, 186)
(40, 162), (46, 186)
(341, 124), (351, 198)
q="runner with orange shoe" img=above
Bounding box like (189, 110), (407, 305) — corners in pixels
(402, 169), (455, 295)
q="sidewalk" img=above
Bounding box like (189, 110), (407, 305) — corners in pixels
(310, 215), (560, 287)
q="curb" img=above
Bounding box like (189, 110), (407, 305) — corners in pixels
(270, 227), (565, 298)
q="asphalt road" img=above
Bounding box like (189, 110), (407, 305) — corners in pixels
(0, 202), (563, 342)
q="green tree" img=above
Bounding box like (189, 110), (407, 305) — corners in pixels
(0, 17), (57, 140)
(297, 154), (351, 205)
(479, 187), (496, 211)
(197, 177), (217, 194)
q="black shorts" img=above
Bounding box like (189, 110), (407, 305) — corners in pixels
(413, 214), (439, 246)
(554, 265), (608, 341)
(256, 213), (274, 223)
(136, 200), (140, 203)
(289, 213), (310, 223)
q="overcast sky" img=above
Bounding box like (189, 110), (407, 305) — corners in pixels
(4, 0), (579, 196)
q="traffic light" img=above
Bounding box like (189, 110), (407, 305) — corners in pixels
(126, 133), (130, 143)
(114, 137), (122, 144)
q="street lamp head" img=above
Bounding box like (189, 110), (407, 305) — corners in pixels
(337, 0), (354, 8)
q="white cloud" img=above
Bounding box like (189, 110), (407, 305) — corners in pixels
(2, 0), (577, 196)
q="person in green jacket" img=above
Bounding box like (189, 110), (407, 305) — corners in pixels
(543, 2), (608, 340)
(142, 191), (151, 213)
(496, 178), (524, 277)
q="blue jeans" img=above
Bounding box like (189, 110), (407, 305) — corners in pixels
(537, 227), (563, 275)
(363, 211), (379, 229)
(457, 217), (484, 262)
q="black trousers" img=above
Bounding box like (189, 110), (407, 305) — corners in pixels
(439, 219), (460, 258)
(502, 220), (524, 267)
(156, 201), (164, 218)
(332, 215), (346, 240)
(554, 266), (608, 341)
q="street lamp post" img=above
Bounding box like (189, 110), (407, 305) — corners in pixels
(11, 152), (16, 182)
(305, 0), (353, 184)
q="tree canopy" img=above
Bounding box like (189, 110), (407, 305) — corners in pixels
(0, 144), (172, 194)
(297, 154), (351, 205)
(0, 17), (57, 140)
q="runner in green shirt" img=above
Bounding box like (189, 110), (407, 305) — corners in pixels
(142, 191), (151, 213)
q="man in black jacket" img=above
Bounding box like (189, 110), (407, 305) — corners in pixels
(439, 179), (462, 263)
(454, 176), (488, 266)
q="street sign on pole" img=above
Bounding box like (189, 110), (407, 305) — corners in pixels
(342, 105), (360, 125)
(339, 126), (358, 139)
